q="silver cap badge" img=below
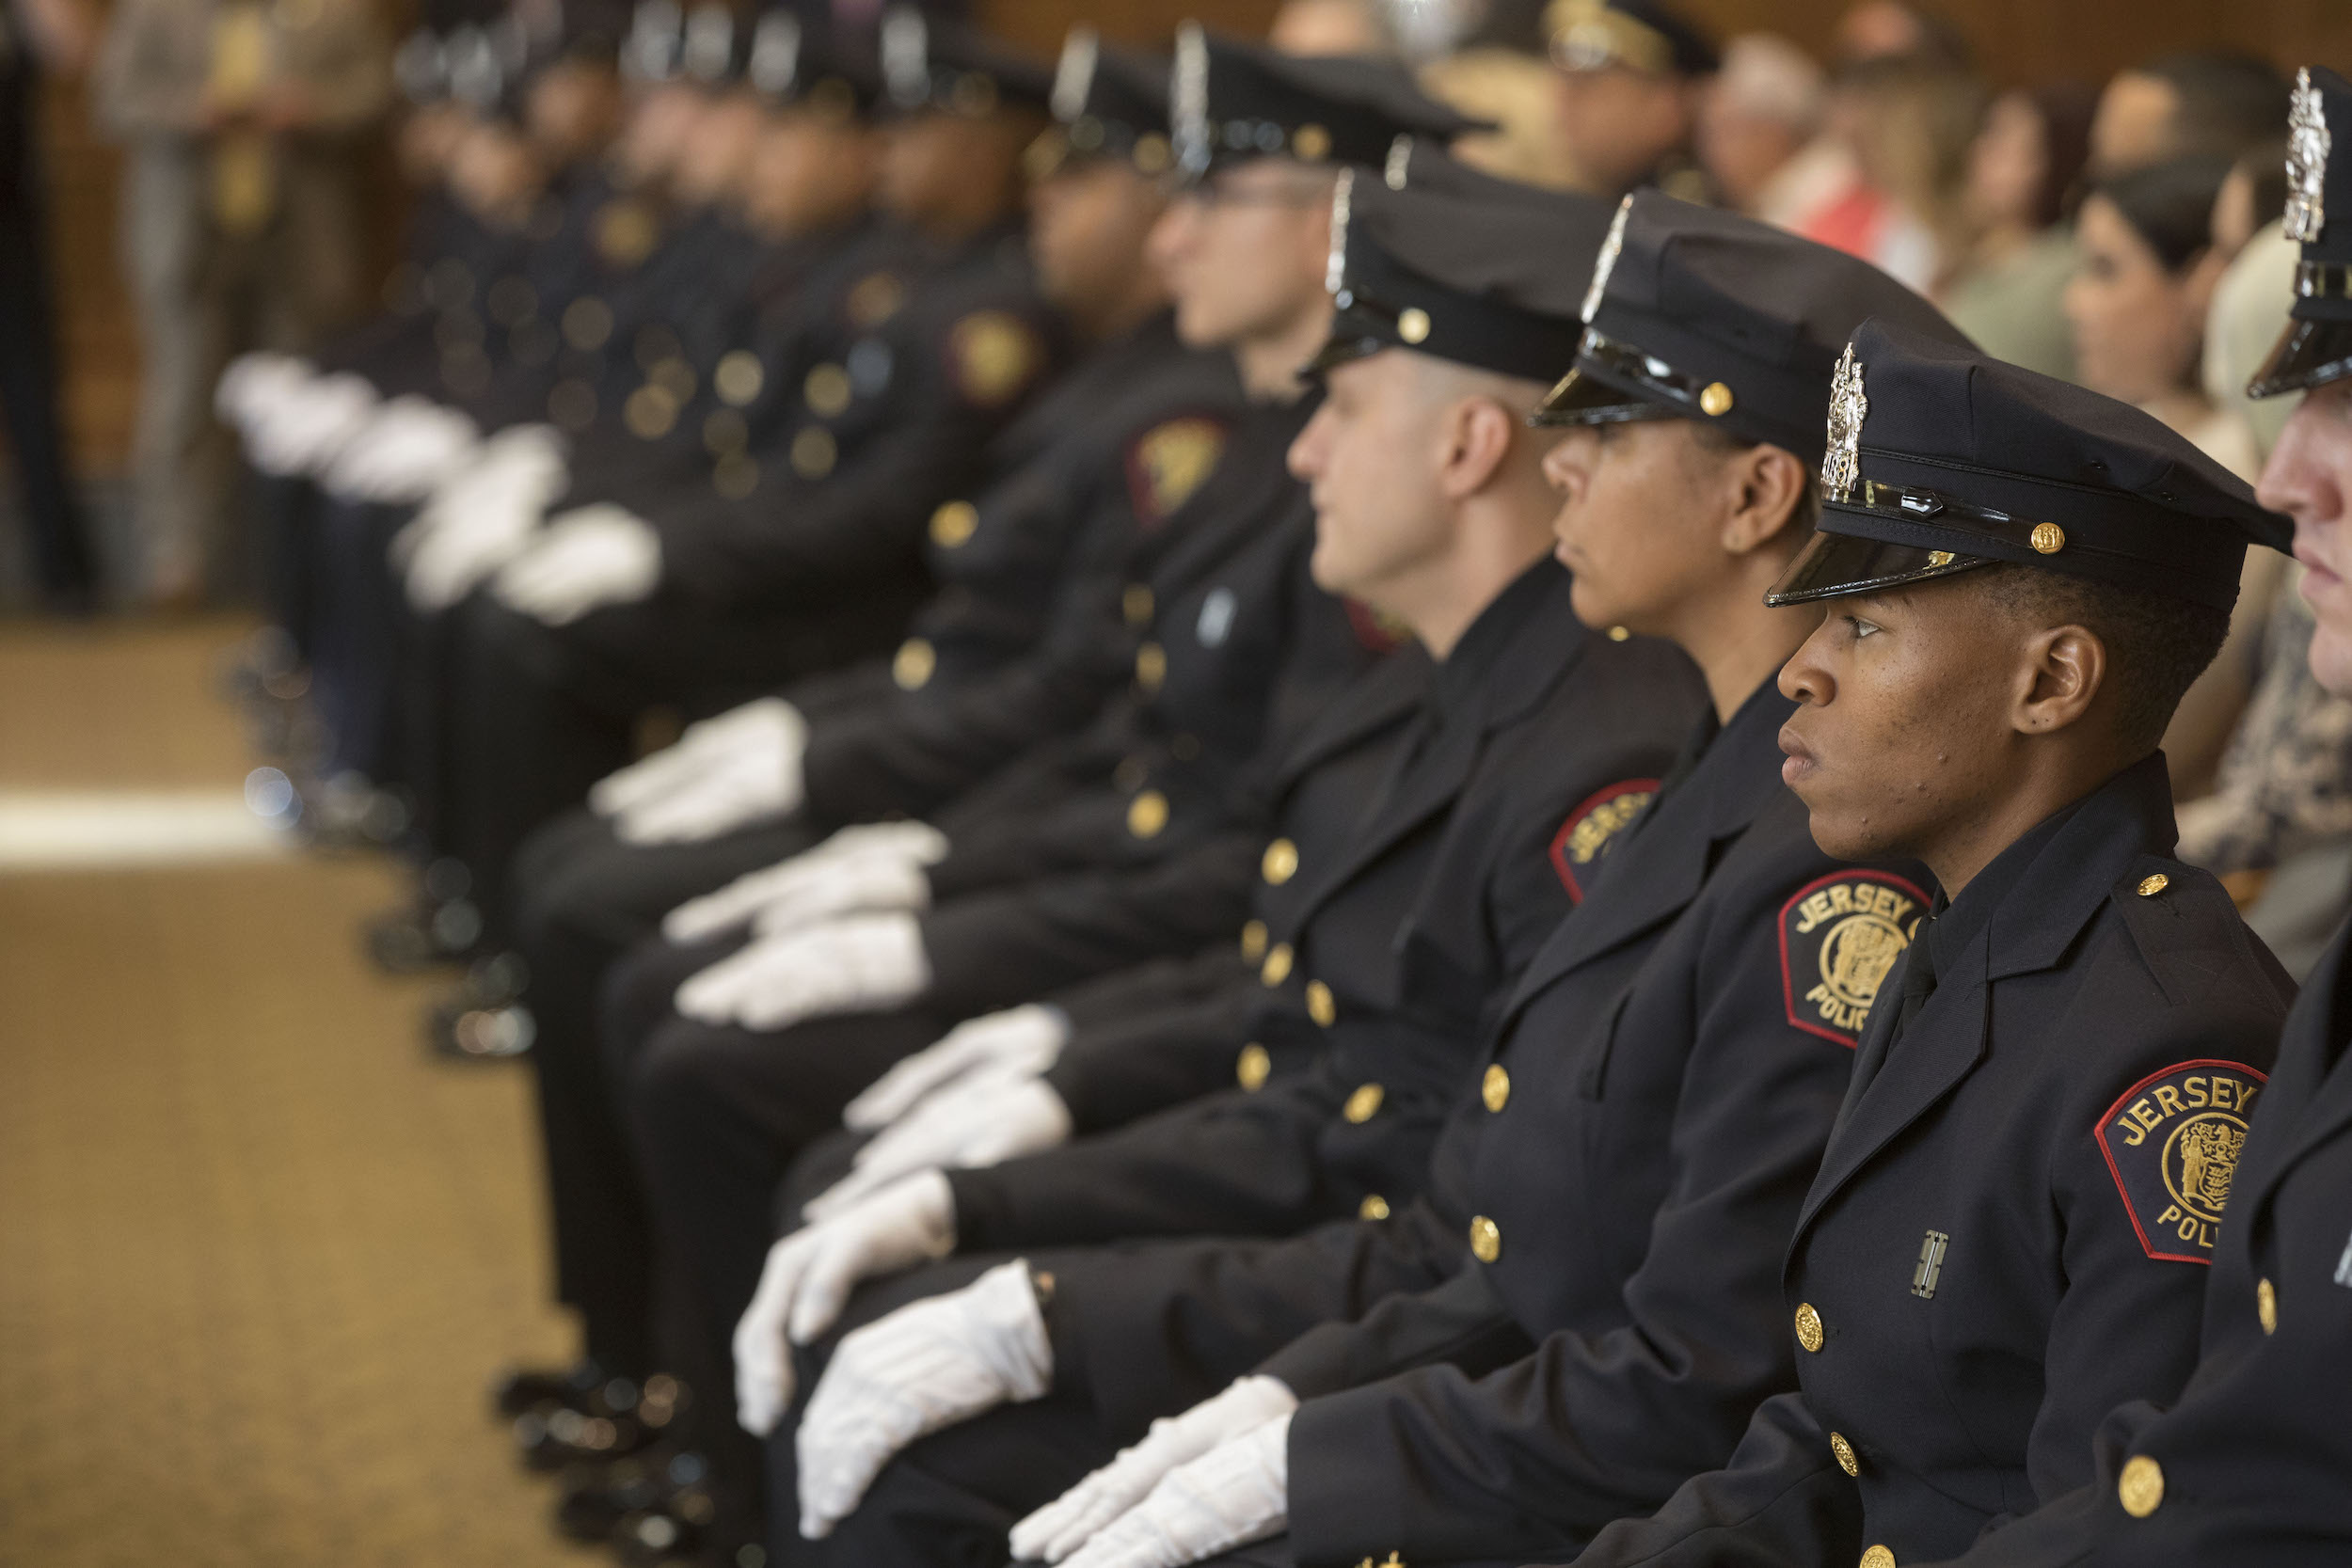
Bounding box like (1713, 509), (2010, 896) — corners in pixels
(1822, 343), (1867, 503)
(1581, 195), (1632, 325)
(2287, 67), (2331, 245)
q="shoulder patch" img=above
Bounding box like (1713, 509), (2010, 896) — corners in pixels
(947, 311), (1044, 407)
(2097, 1060), (2268, 1262)
(1779, 871), (1931, 1047)
(1126, 416), (1228, 529)
(1343, 597), (1411, 654)
(1549, 779), (1659, 902)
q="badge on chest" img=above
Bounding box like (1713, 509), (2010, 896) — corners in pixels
(1778, 871), (1929, 1047)
(2097, 1060), (2268, 1261)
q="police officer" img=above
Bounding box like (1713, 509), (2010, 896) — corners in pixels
(757, 193), (1963, 1568)
(1549, 311), (2296, 1568)
(1542, 0), (1717, 202)
(1901, 64), (2352, 1568)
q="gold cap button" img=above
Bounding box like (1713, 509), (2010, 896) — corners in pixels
(1397, 307), (1431, 343)
(2258, 1275), (2278, 1335)
(1136, 641), (1168, 692)
(1292, 122), (1331, 160)
(1343, 1083), (1384, 1123)
(1263, 838), (1299, 884)
(1860, 1547), (1896, 1568)
(1127, 789), (1169, 839)
(1236, 1043), (1271, 1091)
(891, 639), (936, 691)
(1482, 1063), (1510, 1112)
(714, 349), (765, 405)
(1358, 1193), (1390, 1221)
(2137, 873), (2170, 897)
(1698, 381), (1735, 417)
(2118, 1454), (2165, 1518)
(789, 426), (837, 479)
(1469, 1215), (1502, 1263)
(1239, 920), (1269, 963)
(2030, 521), (2066, 554)
(1606, 625), (1629, 641)
(804, 361), (852, 416)
(930, 500), (978, 547)
(1795, 1302), (1824, 1353)
(1306, 980), (1336, 1027)
(1123, 583), (1155, 626)
(1830, 1432), (1859, 1477)
(1261, 942), (1294, 986)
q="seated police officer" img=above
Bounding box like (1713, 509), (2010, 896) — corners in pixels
(1559, 314), (2296, 1568)
(1906, 64), (2352, 1568)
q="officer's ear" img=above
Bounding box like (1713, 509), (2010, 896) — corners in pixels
(1433, 394), (1520, 502)
(2012, 621), (2107, 739)
(1713, 439), (1810, 560)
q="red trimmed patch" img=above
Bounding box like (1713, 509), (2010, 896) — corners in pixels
(1343, 598), (1410, 654)
(1777, 871), (1931, 1047)
(1549, 779), (1660, 902)
(2095, 1060), (2268, 1263)
(1123, 416), (1229, 532)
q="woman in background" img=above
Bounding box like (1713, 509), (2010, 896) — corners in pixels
(1939, 82), (2093, 380)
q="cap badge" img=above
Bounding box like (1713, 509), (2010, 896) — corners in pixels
(1397, 308), (1431, 344)
(882, 5), (929, 108)
(748, 12), (799, 99)
(1821, 343), (1867, 504)
(1172, 23), (1210, 178)
(2030, 522), (2066, 554)
(2287, 67), (2330, 245)
(1051, 26), (1098, 125)
(1384, 135), (1412, 190)
(1581, 195), (1632, 325)
(1325, 167), (1355, 297)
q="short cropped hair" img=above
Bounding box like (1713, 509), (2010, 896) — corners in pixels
(1975, 563), (2232, 752)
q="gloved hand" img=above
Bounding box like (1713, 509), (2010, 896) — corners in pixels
(491, 503), (661, 626)
(610, 702), (811, 846)
(803, 1075), (1071, 1221)
(215, 352), (311, 435)
(730, 1170), (958, 1433)
(1011, 1377), (1301, 1563)
(674, 911), (930, 1029)
(394, 425), (573, 610)
(591, 697), (805, 817)
(244, 372), (380, 476)
(323, 395), (481, 501)
(1055, 1414), (1293, 1568)
(841, 1003), (1071, 1132)
(793, 1259), (1051, 1538)
(660, 822), (948, 944)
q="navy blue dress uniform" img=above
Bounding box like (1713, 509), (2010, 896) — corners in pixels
(1563, 319), (2297, 1568)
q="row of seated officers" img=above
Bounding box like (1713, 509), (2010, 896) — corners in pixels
(217, 5), (2352, 1566)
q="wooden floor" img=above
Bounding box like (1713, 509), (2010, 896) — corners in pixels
(0, 617), (598, 1566)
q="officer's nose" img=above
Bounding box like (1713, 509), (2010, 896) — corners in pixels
(1778, 623), (1836, 707)
(1539, 428), (1596, 499)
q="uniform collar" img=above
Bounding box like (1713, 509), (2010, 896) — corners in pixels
(1427, 557), (1565, 720)
(1970, 750), (2178, 982)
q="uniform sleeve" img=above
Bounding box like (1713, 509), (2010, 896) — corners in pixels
(1260, 1264), (1532, 1400)
(1046, 979), (1262, 1134)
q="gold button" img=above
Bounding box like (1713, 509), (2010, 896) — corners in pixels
(1292, 121), (1331, 160)
(2258, 1276), (2278, 1335)
(2137, 873), (2170, 897)
(1606, 626), (1629, 641)
(703, 407), (748, 455)
(789, 427), (836, 479)
(1261, 942), (1294, 986)
(1358, 1193), (1390, 1221)
(804, 361), (852, 416)
(1122, 583), (1154, 626)
(1127, 789), (1168, 839)
(714, 350), (765, 405)
(891, 639), (935, 691)
(1860, 1547), (1896, 1568)
(624, 383), (679, 439)
(930, 500), (978, 548)
(1343, 1083), (1384, 1123)
(713, 452), (759, 499)
(1239, 920), (1269, 963)
(1928, 550), (1955, 567)
(2030, 521), (2066, 554)
(1237, 1043), (1271, 1091)
(1482, 1064), (1510, 1112)
(1136, 642), (1168, 692)
(1830, 1432), (1859, 1477)
(1698, 381), (1735, 417)
(562, 295), (613, 351)
(1795, 1303), (1824, 1354)
(2118, 1454), (2164, 1518)
(1397, 307), (1431, 344)
(1262, 838), (1299, 885)
(1468, 1215), (1502, 1263)
(1306, 980), (1336, 1027)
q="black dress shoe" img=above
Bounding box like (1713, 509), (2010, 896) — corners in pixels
(514, 1373), (685, 1468)
(554, 1448), (707, 1541)
(366, 897), (485, 971)
(611, 1485), (721, 1566)
(427, 954), (537, 1061)
(490, 1358), (611, 1418)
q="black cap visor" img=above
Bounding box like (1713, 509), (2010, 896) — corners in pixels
(2248, 313), (2352, 399)
(1530, 341), (1692, 426)
(1766, 528), (1994, 606)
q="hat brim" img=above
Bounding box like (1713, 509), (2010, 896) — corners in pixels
(1764, 527), (1995, 607)
(2248, 316), (2352, 400)
(1528, 361), (1684, 427)
(1305, 324), (1389, 376)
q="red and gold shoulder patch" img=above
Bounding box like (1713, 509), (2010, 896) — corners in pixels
(947, 311), (1044, 408)
(1549, 779), (1659, 902)
(1343, 597), (1411, 654)
(1125, 417), (1228, 530)
(1779, 871), (1930, 1047)
(2097, 1060), (2267, 1263)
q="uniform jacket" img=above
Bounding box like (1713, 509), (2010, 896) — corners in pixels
(1571, 752), (2293, 1568)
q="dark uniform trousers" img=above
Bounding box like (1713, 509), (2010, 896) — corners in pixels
(792, 683), (1910, 1568)
(1569, 753), (2294, 1568)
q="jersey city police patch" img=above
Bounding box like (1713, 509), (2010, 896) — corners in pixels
(1549, 778), (1659, 902)
(1779, 871), (1928, 1047)
(2097, 1060), (2267, 1262)
(948, 312), (1044, 408)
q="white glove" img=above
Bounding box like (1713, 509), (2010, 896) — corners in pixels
(730, 1170), (958, 1433)
(591, 697), (807, 816)
(661, 821), (948, 944)
(804, 1076), (1071, 1221)
(842, 1003), (1070, 1132)
(491, 503), (662, 625)
(215, 352), (311, 433)
(794, 1259), (1052, 1538)
(1057, 1415), (1293, 1568)
(394, 426), (574, 610)
(323, 395), (481, 501)
(675, 911), (930, 1030)
(1011, 1377), (1300, 1564)
(611, 703), (811, 846)
(245, 372), (380, 476)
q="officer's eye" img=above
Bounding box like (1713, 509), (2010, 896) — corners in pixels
(1843, 614), (1882, 641)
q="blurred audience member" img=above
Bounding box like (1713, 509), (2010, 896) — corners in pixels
(1803, 55), (1977, 293)
(1697, 33), (1829, 223)
(1939, 82), (2094, 380)
(96, 0), (391, 608)
(1, 0), (101, 610)
(1422, 45), (1581, 189)
(1541, 0), (1716, 200)
(1829, 0), (1973, 71)
(1268, 0), (1396, 58)
(2089, 49), (2288, 176)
